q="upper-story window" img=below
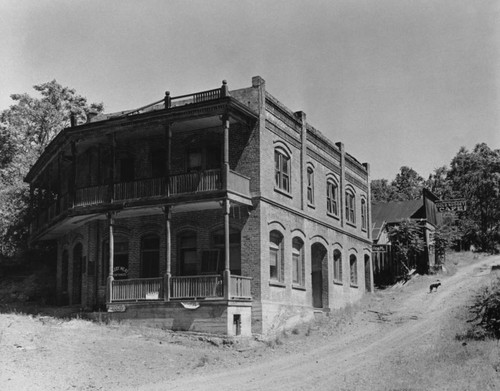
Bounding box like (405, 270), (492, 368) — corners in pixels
(345, 189), (356, 224)
(327, 180), (339, 216)
(274, 149), (290, 193)
(120, 157), (134, 182)
(361, 198), (367, 231)
(187, 146), (221, 172)
(307, 167), (314, 205)
(151, 149), (165, 178)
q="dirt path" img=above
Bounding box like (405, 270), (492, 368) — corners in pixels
(139, 255), (500, 391)
(1, 254), (499, 391)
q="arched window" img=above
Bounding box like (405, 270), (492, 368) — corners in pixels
(292, 237), (305, 286)
(269, 230), (284, 282)
(327, 180), (339, 216)
(178, 232), (198, 276)
(274, 149), (290, 192)
(307, 167), (314, 205)
(350, 254), (358, 286)
(333, 249), (342, 283)
(345, 190), (356, 224)
(361, 198), (367, 231)
(141, 235), (160, 278)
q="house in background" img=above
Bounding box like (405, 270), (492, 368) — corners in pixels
(371, 188), (441, 285)
(25, 76), (372, 336)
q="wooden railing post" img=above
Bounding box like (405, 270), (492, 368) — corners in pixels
(223, 199), (231, 300)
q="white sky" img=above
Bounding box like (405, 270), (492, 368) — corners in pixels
(0, 0), (498, 180)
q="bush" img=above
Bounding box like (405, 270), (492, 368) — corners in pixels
(469, 277), (500, 340)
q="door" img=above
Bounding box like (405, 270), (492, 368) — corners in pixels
(311, 243), (327, 309)
(72, 243), (83, 305)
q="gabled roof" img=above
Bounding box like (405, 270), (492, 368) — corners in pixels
(371, 199), (424, 241)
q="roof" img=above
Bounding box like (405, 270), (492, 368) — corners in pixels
(371, 199), (424, 241)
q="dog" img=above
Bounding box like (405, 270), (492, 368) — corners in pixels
(429, 281), (441, 293)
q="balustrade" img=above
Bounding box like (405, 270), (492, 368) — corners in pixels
(170, 275), (223, 299)
(230, 275), (252, 299)
(111, 277), (163, 301)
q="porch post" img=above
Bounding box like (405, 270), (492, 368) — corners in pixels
(222, 114), (230, 189)
(163, 206), (171, 301)
(106, 212), (114, 304)
(223, 199), (231, 300)
(107, 133), (116, 203)
(164, 122), (172, 196)
(70, 141), (77, 208)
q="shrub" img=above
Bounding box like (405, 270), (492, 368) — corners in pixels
(469, 277), (500, 340)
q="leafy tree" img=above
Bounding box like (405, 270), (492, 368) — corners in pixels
(432, 224), (458, 264)
(387, 219), (426, 273)
(371, 179), (397, 202)
(448, 143), (500, 252)
(424, 166), (454, 199)
(391, 166), (424, 201)
(0, 80), (103, 258)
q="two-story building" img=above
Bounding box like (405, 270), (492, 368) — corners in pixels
(25, 76), (372, 336)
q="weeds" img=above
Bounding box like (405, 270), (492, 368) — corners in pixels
(195, 355), (209, 368)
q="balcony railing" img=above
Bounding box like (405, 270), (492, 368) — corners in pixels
(169, 169), (221, 195)
(30, 167), (252, 238)
(112, 277), (163, 301)
(170, 275), (223, 299)
(230, 275), (252, 299)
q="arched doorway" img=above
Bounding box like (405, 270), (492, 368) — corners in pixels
(365, 254), (372, 292)
(311, 242), (328, 309)
(72, 243), (83, 305)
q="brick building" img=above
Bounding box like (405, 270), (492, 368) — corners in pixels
(26, 76), (373, 336)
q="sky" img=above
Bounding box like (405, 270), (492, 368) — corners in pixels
(0, 0), (498, 180)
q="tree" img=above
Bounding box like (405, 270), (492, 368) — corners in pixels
(424, 166), (454, 200)
(0, 80), (103, 258)
(371, 178), (397, 202)
(447, 143), (500, 252)
(387, 219), (426, 273)
(432, 224), (458, 264)
(391, 166), (424, 201)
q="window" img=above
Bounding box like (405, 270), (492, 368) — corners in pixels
(361, 198), (367, 231)
(62, 249), (69, 294)
(120, 157), (134, 182)
(327, 180), (339, 216)
(307, 167), (314, 205)
(103, 237), (129, 282)
(187, 146), (221, 172)
(187, 149), (202, 171)
(333, 249), (342, 282)
(345, 190), (356, 224)
(269, 230), (284, 282)
(151, 149), (165, 178)
(210, 229), (241, 275)
(179, 232), (198, 275)
(292, 237), (305, 286)
(274, 150), (290, 192)
(141, 235), (160, 278)
(350, 254), (358, 286)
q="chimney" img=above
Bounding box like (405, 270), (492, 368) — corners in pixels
(86, 110), (98, 123)
(70, 113), (76, 127)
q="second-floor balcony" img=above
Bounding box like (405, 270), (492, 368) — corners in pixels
(31, 169), (251, 239)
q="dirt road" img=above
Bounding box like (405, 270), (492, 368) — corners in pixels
(1, 254), (499, 391)
(141, 255), (500, 391)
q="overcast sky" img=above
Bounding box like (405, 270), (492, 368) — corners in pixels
(1, 0), (498, 180)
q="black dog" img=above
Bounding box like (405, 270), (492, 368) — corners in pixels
(429, 282), (441, 293)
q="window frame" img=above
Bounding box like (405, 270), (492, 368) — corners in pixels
(306, 167), (314, 205)
(350, 254), (358, 287)
(345, 189), (356, 225)
(333, 249), (342, 284)
(274, 149), (291, 193)
(292, 237), (305, 286)
(327, 179), (339, 217)
(361, 198), (367, 231)
(269, 230), (285, 284)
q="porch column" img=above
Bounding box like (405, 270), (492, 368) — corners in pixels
(106, 212), (114, 304)
(107, 133), (116, 203)
(163, 206), (171, 301)
(223, 199), (231, 300)
(222, 114), (230, 190)
(164, 122), (172, 196)
(69, 141), (77, 208)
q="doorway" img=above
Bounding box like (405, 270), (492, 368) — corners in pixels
(311, 243), (328, 309)
(72, 243), (83, 305)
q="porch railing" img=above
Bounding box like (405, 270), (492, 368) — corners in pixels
(228, 170), (251, 196)
(169, 88), (222, 108)
(75, 185), (108, 207)
(114, 177), (164, 201)
(170, 275), (223, 299)
(169, 169), (221, 195)
(230, 275), (252, 299)
(111, 277), (163, 301)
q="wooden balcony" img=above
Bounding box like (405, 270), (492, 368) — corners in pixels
(109, 274), (251, 302)
(30, 168), (250, 239)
